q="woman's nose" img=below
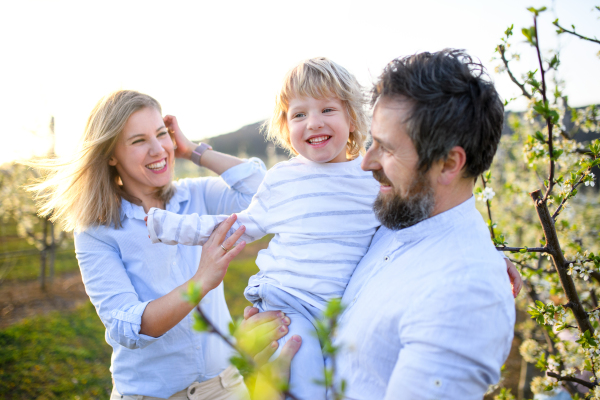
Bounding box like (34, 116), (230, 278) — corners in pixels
(148, 137), (164, 156)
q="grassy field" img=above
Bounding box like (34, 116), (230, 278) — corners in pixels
(0, 238), (261, 399)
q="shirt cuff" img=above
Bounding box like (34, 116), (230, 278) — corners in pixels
(111, 300), (160, 348)
(220, 157), (266, 189)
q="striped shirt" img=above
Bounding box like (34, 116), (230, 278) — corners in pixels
(148, 155), (381, 308)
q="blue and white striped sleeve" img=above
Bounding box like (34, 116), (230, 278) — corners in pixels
(147, 175), (272, 246)
(74, 230), (161, 350)
(203, 157), (267, 216)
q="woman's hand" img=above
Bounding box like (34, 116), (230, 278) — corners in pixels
(164, 115), (196, 160)
(505, 259), (522, 298)
(194, 214), (247, 294)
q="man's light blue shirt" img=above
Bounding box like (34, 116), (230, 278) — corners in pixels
(334, 197), (515, 399)
(74, 159), (265, 398)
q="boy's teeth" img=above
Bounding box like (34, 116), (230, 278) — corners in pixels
(146, 159), (166, 170)
(308, 136), (329, 144)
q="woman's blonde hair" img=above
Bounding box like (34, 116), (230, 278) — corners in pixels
(264, 57), (369, 159)
(27, 90), (175, 231)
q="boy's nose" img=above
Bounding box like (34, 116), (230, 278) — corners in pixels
(307, 114), (324, 130)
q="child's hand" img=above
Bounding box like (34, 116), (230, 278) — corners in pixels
(144, 216), (149, 238)
(505, 259), (522, 298)
(193, 214), (247, 294)
(164, 115), (196, 160)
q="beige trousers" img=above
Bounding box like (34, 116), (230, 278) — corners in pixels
(110, 365), (250, 400)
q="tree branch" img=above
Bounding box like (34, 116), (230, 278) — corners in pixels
(497, 45), (533, 99)
(547, 371), (596, 389)
(480, 174), (495, 239)
(553, 21), (600, 45)
(530, 190), (593, 334)
(495, 246), (548, 253)
(552, 173), (587, 221)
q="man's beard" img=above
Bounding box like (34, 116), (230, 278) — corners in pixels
(372, 169), (435, 230)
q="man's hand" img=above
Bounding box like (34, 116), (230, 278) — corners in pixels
(238, 307), (302, 399)
(505, 259), (522, 298)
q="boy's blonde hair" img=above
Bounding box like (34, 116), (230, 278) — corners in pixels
(27, 90), (175, 231)
(264, 57), (369, 159)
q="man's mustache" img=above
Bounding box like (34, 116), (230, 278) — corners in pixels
(372, 170), (393, 187)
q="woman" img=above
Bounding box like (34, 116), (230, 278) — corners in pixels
(30, 90), (294, 399)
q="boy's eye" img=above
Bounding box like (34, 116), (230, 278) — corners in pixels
(323, 108), (334, 113)
(293, 112), (305, 118)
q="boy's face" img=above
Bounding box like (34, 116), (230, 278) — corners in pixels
(286, 96), (354, 163)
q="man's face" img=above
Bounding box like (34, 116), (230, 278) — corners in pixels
(362, 98), (435, 230)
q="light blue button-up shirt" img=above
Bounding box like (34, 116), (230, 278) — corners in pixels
(334, 197), (515, 399)
(74, 159), (265, 399)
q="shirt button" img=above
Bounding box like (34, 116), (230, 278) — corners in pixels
(384, 256), (390, 262)
(434, 379), (442, 387)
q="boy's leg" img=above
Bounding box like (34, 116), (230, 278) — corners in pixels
(246, 285), (326, 400)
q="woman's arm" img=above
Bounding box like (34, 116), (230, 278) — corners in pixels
(165, 115), (244, 175)
(140, 214), (246, 337)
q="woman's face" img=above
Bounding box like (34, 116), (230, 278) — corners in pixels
(109, 107), (174, 198)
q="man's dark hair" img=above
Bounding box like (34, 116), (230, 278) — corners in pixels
(372, 49), (504, 178)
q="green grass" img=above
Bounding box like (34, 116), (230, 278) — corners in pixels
(0, 302), (112, 400)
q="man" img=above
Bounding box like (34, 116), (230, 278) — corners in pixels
(245, 49), (516, 399)
(331, 49), (515, 399)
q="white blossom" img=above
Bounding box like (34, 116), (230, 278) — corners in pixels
(477, 187), (496, 202)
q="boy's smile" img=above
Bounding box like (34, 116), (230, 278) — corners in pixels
(287, 96), (354, 163)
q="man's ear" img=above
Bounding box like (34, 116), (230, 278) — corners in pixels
(108, 157), (117, 167)
(438, 146), (466, 185)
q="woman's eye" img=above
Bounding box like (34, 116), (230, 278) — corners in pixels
(158, 131), (168, 137)
(132, 139), (144, 144)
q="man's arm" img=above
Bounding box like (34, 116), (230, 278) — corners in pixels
(384, 276), (514, 399)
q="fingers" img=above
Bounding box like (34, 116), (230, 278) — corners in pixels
(254, 340), (279, 366)
(505, 259), (523, 298)
(224, 241), (246, 261)
(243, 310), (285, 331)
(221, 224), (246, 251)
(275, 335), (302, 374)
(211, 215), (237, 246)
(244, 306), (260, 320)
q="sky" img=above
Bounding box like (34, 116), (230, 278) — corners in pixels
(0, 0), (599, 165)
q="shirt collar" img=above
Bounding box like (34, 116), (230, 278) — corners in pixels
(119, 185), (190, 221)
(391, 196), (476, 243)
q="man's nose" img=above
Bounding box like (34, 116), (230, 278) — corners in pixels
(361, 146), (380, 171)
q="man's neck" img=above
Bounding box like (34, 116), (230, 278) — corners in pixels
(430, 179), (474, 218)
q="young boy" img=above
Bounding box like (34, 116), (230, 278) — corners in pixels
(148, 57), (378, 399)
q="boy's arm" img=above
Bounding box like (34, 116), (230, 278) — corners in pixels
(147, 179), (272, 246)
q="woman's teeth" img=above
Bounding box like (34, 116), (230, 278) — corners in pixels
(308, 136), (330, 144)
(146, 159), (166, 170)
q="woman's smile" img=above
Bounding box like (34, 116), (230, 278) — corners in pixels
(146, 158), (168, 173)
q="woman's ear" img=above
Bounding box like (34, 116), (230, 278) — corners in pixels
(108, 157), (117, 167)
